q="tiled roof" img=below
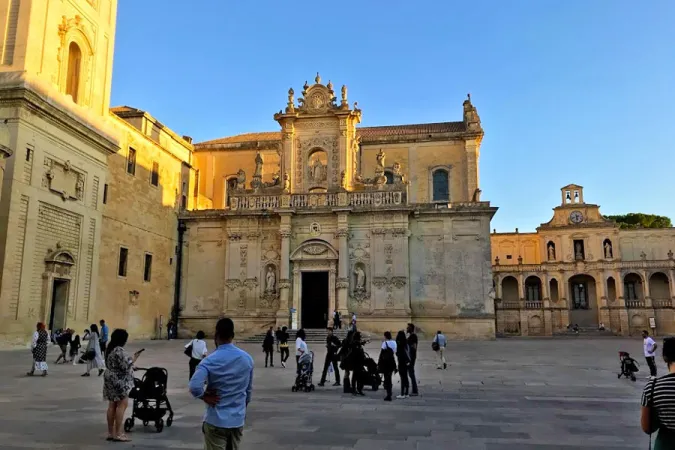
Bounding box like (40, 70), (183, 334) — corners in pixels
(194, 121), (468, 148)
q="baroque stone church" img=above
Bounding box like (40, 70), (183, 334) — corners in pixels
(181, 74), (497, 338)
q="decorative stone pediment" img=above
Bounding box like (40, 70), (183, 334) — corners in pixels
(290, 239), (338, 261)
(44, 247), (76, 277)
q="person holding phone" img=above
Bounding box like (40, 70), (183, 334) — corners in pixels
(103, 329), (143, 442)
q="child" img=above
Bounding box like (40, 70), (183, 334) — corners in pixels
(70, 334), (81, 365)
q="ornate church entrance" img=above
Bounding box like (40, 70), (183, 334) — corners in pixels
(48, 279), (69, 331)
(301, 272), (329, 328)
(568, 274), (598, 327)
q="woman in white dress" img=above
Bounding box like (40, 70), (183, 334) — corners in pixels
(82, 323), (105, 377)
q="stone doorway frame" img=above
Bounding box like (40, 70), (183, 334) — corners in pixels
(290, 239), (338, 329)
(42, 248), (76, 329)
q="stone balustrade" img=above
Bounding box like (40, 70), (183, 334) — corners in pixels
(229, 190), (408, 211)
(625, 299), (646, 308)
(493, 259), (675, 273)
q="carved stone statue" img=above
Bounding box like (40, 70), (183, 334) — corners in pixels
(472, 188), (482, 202)
(253, 153), (263, 178)
(235, 169), (246, 190)
(265, 266), (276, 293)
(604, 241), (613, 259)
(340, 170), (346, 189)
(353, 265), (366, 291)
(283, 171), (290, 193)
(311, 158), (325, 182)
(548, 244), (555, 260)
(392, 162), (405, 184)
(376, 149), (385, 170)
(341, 85), (348, 103)
(575, 242), (583, 259)
(286, 88), (295, 113)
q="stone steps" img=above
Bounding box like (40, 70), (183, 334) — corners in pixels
(238, 328), (370, 344)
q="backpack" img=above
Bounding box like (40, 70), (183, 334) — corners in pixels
(377, 342), (396, 373)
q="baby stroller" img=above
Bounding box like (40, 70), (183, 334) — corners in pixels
(359, 351), (382, 391)
(292, 351), (315, 392)
(617, 351), (639, 382)
(124, 367), (174, 433)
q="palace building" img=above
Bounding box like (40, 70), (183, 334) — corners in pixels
(491, 185), (675, 336)
(0, 0), (672, 341)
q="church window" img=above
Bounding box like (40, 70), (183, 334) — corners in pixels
(506, 255), (512, 260)
(151, 162), (159, 186)
(573, 239), (585, 260)
(126, 148), (136, 175)
(224, 176), (237, 208)
(66, 42), (82, 104)
(432, 168), (449, 202)
(143, 253), (153, 282)
(384, 170), (394, 185)
(625, 282), (638, 300)
(103, 184), (108, 204)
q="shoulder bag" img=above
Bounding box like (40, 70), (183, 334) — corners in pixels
(184, 339), (194, 358)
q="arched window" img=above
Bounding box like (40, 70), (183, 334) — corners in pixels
(66, 42), (82, 103)
(224, 177), (238, 208)
(384, 170), (394, 185)
(432, 169), (449, 202)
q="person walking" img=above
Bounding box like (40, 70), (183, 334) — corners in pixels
(27, 322), (49, 376)
(70, 333), (82, 365)
(189, 318), (254, 450)
(644, 330), (658, 379)
(275, 327), (282, 353)
(82, 324), (105, 377)
(641, 337), (675, 449)
(103, 329), (142, 442)
(99, 320), (109, 353)
(263, 328), (274, 368)
(186, 331), (208, 380)
(395, 330), (410, 399)
(406, 323), (419, 396)
(55, 328), (72, 364)
(318, 328), (341, 387)
(339, 330), (355, 393)
(378, 331), (397, 402)
(350, 331), (366, 396)
(433, 330), (447, 369)
(279, 326), (290, 368)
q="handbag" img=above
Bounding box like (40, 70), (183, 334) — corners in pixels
(432, 341), (440, 351)
(82, 349), (96, 361)
(377, 343), (395, 373)
(184, 340), (194, 357)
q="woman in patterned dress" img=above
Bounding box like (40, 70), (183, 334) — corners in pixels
(103, 329), (142, 442)
(82, 324), (105, 377)
(27, 322), (49, 376)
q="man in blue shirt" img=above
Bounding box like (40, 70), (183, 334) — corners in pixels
(99, 320), (109, 353)
(189, 318), (253, 450)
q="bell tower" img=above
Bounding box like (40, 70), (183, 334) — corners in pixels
(0, 0), (118, 116)
(274, 73), (362, 194)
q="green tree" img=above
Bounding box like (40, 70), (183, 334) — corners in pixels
(605, 213), (672, 229)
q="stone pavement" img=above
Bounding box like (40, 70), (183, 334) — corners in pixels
(0, 337), (656, 449)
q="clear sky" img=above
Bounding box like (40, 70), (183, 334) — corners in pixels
(111, 1), (675, 232)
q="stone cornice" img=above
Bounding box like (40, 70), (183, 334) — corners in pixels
(493, 259), (675, 274)
(0, 73), (119, 156)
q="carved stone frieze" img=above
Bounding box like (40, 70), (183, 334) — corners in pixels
(238, 290), (246, 308)
(228, 232), (242, 241)
(43, 157), (85, 201)
(225, 279), (242, 291)
(303, 244), (327, 255)
(336, 277), (349, 289)
(259, 291), (279, 309)
(240, 245), (248, 267)
(334, 229), (349, 239)
(244, 277), (259, 290)
(278, 279), (292, 289)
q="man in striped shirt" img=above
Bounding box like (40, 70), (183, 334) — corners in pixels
(641, 337), (675, 446)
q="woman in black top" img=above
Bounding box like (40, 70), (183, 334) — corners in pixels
(279, 326), (290, 368)
(642, 337), (675, 449)
(395, 330), (410, 399)
(263, 329), (274, 368)
(339, 330), (355, 393)
(349, 332), (366, 396)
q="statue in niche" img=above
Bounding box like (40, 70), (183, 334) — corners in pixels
(547, 244), (555, 260)
(392, 162), (405, 184)
(340, 170), (346, 189)
(309, 151), (327, 182)
(353, 265), (366, 292)
(265, 266), (276, 293)
(253, 153), (263, 178)
(604, 241), (613, 259)
(575, 242), (583, 260)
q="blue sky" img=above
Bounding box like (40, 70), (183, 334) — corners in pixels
(111, 1), (675, 232)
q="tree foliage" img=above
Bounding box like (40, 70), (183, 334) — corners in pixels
(605, 213), (672, 229)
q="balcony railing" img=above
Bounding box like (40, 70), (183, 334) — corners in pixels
(524, 301), (543, 309)
(653, 299), (673, 309)
(625, 299), (645, 308)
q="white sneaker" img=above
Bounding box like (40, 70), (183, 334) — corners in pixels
(281, 362), (286, 368)
(396, 395), (406, 399)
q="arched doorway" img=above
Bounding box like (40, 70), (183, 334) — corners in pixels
(623, 273), (644, 306)
(290, 239), (338, 329)
(568, 274), (597, 327)
(43, 248), (76, 332)
(501, 276), (519, 303)
(650, 272), (671, 307)
(525, 276), (542, 302)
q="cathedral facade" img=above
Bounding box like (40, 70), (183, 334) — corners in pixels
(181, 76), (498, 338)
(492, 185), (675, 336)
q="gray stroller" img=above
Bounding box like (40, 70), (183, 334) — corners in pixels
(291, 351), (315, 392)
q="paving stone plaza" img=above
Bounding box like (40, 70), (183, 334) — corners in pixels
(0, 337), (654, 449)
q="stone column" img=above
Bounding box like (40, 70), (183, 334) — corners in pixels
(335, 214), (349, 317)
(291, 268), (301, 329)
(559, 272), (569, 328)
(465, 139), (479, 201)
(329, 264), (337, 327)
(495, 275), (503, 300)
(642, 270), (652, 307)
(596, 271), (610, 328)
(669, 269), (675, 301)
(276, 214), (292, 327)
(542, 273), (552, 335)
(518, 273), (525, 303)
(616, 271), (629, 336)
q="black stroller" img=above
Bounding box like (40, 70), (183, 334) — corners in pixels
(124, 367), (174, 433)
(292, 351), (315, 392)
(617, 351), (639, 382)
(359, 351), (382, 391)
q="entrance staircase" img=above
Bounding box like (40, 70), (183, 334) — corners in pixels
(552, 326), (616, 337)
(238, 328), (370, 344)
